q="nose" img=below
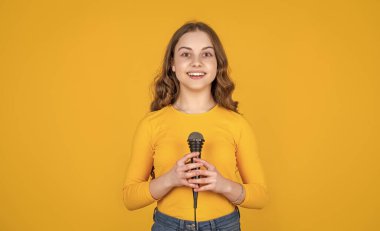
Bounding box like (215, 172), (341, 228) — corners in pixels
(191, 56), (202, 67)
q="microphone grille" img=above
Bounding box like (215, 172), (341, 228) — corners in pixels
(188, 132), (204, 141)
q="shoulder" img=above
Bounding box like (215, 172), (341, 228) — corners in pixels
(217, 106), (252, 128)
(136, 105), (171, 127)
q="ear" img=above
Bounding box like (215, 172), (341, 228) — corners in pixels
(170, 57), (176, 72)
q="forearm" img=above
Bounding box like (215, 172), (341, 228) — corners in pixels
(149, 173), (174, 200)
(222, 180), (245, 205)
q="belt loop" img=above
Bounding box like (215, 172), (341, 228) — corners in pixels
(153, 207), (157, 221)
(179, 219), (184, 230)
(236, 206), (240, 217)
(210, 219), (216, 231)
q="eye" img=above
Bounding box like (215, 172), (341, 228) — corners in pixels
(180, 52), (190, 57)
(203, 52), (213, 57)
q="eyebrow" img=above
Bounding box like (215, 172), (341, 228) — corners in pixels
(177, 46), (214, 52)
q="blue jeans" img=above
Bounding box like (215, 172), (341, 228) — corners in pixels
(151, 206), (241, 231)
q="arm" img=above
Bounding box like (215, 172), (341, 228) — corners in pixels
(123, 117), (201, 210)
(187, 117), (268, 208)
(222, 180), (246, 205)
(149, 172), (172, 200)
(122, 116), (158, 210)
(150, 152), (203, 200)
(235, 117), (269, 209)
(190, 158), (247, 205)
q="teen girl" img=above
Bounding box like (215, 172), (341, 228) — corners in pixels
(123, 21), (269, 231)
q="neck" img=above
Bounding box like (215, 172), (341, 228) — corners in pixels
(173, 88), (216, 114)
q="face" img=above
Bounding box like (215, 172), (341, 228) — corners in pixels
(171, 30), (217, 92)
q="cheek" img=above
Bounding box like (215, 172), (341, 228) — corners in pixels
(207, 58), (217, 68)
(174, 67), (189, 80)
(175, 60), (190, 71)
(208, 61), (218, 74)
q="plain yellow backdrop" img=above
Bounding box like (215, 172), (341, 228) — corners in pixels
(0, 0), (379, 230)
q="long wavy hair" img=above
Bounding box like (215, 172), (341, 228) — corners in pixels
(149, 20), (240, 114)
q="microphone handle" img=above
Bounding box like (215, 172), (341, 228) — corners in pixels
(191, 155), (201, 208)
(191, 154), (201, 181)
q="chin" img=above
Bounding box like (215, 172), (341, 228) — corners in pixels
(181, 83), (213, 91)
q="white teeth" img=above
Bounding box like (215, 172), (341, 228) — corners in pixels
(187, 72), (206, 76)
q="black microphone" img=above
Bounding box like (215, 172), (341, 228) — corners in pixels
(187, 132), (205, 230)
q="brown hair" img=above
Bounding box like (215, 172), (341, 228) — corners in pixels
(149, 20), (240, 114)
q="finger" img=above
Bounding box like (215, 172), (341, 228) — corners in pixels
(178, 162), (203, 173)
(184, 171), (197, 178)
(190, 183), (200, 188)
(194, 184), (213, 192)
(189, 169), (215, 177)
(183, 181), (199, 189)
(193, 158), (215, 170)
(188, 177), (213, 184)
(184, 162), (203, 171)
(178, 152), (200, 165)
(184, 169), (206, 179)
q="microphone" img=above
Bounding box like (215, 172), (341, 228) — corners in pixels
(187, 132), (205, 230)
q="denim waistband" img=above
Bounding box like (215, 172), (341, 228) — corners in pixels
(153, 206), (240, 231)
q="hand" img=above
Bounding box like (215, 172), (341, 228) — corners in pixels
(166, 152), (204, 189)
(188, 158), (230, 194)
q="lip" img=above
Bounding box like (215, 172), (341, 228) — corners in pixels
(187, 71), (207, 79)
(187, 70), (206, 72)
(189, 76), (204, 80)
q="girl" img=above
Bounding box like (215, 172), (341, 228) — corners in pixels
(123, 21), (269, 231)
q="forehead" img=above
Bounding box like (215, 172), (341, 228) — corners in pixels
(175, 31), (213, 49)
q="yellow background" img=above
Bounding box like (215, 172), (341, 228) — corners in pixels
(0, 0), (379, 230)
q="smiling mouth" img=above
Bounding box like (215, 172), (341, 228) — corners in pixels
(187, 72), (206, 79)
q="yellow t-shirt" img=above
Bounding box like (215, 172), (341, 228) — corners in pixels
(123, 104), (269, 221)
